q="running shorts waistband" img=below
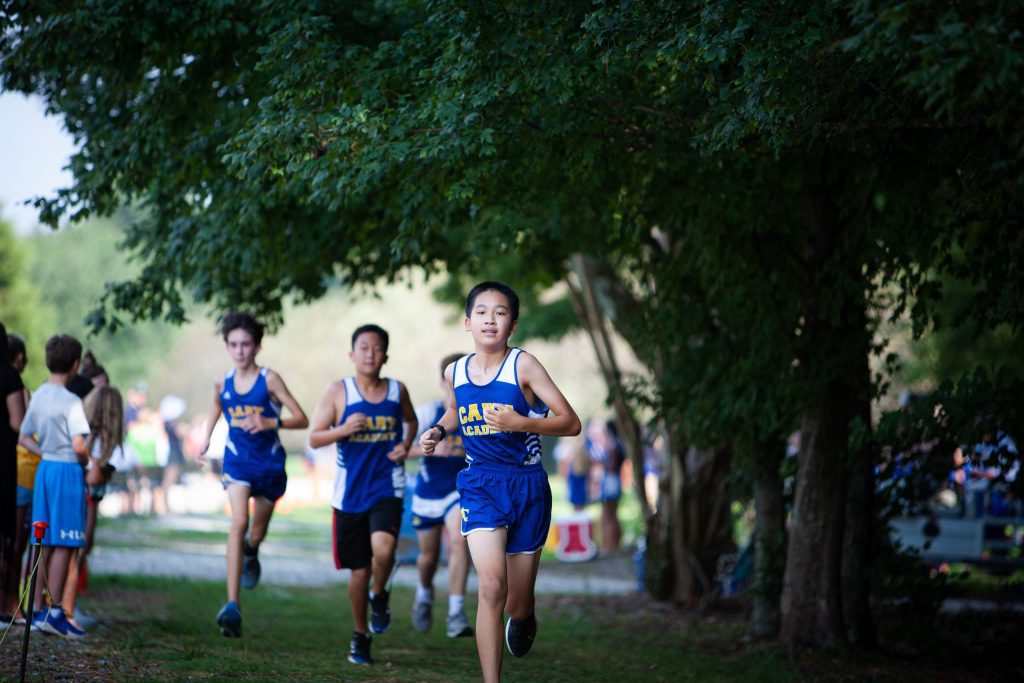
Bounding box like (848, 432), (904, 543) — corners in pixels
(465, 461), (545, 476)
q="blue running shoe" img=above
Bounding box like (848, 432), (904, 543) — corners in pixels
(241, 535), (261, 590)
(37, 608), (86, 639)
(216, 601), (242, 638)
(369, 591), (391, 634)
(347, 631), (373, 665)
(30, 608), (48, 632)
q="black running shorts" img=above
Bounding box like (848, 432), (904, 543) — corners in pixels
(332, 496), (403, 570)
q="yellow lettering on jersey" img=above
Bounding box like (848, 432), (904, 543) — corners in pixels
(228, 405), (264, 427)
(458, 406), (467, 424)
(467, 403), (482, 422)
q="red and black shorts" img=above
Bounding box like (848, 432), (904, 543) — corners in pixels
(332, 497), (403, 570)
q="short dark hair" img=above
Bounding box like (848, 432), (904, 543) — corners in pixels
(0, 323), (8, 365)
(441, 352), (463, 379)
(221, 312), (265, 345)
(352, 324), (389, 352)
(45, 334), (83, 373)
(7, 333), (26, 364)
(464, 280), (520, 321)
(80, 351), (107, 381)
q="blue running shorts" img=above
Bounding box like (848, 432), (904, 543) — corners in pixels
(457, 462), (551, 555)
(222, 461), (287, 503)
(411, 489), (460, 530)
(32, 460), (87, 547)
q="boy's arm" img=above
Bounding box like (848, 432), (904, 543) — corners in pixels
(19, 432), (42, 457)
(72, 434), (89, 466)
(197, 376), (225, 463)
(483, 352), (581, 437)
(265, 370), (310, 430)
(308, 382), (366, 448)
(418, 364), (459, 456)
(387, 383), (418, 463)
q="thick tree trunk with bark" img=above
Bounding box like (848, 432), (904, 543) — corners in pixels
(751, 442), (786, 638)
(841, 350), (876, 647)
(781, 158), (873, 647)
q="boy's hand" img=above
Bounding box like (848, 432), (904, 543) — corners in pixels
(483, 405), (521, 433)
(240, 413), (274, 434)
(387, 442), (409, 463)
(197, 441), (210, 467)
(419, 427), (442, 455)
(342, 412), (367, 436)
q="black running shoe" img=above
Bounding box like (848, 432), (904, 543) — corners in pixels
(347, 631), (373, 665)
(505, 611), (537, 657)
(369, 590), (391, 634)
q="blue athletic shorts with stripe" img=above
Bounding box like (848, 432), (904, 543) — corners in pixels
(222, 460), (287, 503)
(32, 460), (87, 548)
(411, 489), (461, 530)
(457, 462), (551, 554)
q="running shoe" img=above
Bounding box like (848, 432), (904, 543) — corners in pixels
(241, 534), (261, 590)
(369, 590), (391, 634)
(446, 610), (474, 638)
(73, 606), (98, 628)
(411, 594), (432, 633)
(36, 608), (86, 639)
(347, 631), (373, 665)
(216, 601), (242, 638)
(505, 611), (537, 657)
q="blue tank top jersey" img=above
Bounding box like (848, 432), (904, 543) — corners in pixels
(414, 402), (468, 498)
(221, 367), (284, 467)
(452, 347), (548, 467)
(332, 377), (406, 513)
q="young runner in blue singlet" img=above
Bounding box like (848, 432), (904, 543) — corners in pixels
(198, 312), (309, 638)
(407, 353), (474, 638)
(308, 324), (417, 665)
(419, 281), (581, 683)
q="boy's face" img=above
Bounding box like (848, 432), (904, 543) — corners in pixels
(350, 332), (388, 377)
(465, 289), (518, 348)
(225, 328), (259, 368)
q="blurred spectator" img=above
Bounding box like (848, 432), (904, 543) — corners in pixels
(951, 424), (1019, 516)
(158, 395), (188, 514)
(586, 419), (624, 552)
(66, 350), (103, 399)
(555, 434), (591, 512)
(0, 324), (27, 624)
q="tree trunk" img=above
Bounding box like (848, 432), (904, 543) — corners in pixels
(841, 350), (877, 647)
(751, 441), (786, 638)
(780, 156), (870, 647)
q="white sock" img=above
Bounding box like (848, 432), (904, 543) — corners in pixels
(415, 585), (433, 603)
(448, 594), (464, 616)
(50, 606), (63, 617)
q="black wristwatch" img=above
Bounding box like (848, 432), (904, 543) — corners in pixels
(431, 423), (447, 441)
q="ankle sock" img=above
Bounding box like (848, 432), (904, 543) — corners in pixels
(448, 594), (464, 616)
(415, 585), (433, 603)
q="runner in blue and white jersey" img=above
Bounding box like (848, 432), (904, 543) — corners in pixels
(419, 281), (581, 683)
(308, 324), (417, 666)
(198, 313), (309, 639)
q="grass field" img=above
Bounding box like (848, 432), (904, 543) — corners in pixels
(2, 575), (789, 682)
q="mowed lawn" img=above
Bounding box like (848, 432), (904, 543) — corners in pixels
(2, 575), (791, 682)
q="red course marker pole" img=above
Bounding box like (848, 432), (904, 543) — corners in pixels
(19, 521), (48, 683)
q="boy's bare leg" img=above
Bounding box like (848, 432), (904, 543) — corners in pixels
(416, 526), (442, 590)
(369, 531), (396, 596)
(505, 550), (541, 621)
(35, 547), (73, 608)
(349, 566), (371, 634)
(248, 496), (275, 550)
(61, 549), (81, 614)
(226, 484), (251, 604)
(445, 506), (469, 598)
(467, 529), (509, 683)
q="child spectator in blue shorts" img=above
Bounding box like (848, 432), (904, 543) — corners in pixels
(198, 312), (309, 637)
(419, 281), (581, 683)
(19, 334), (90, 638)
(308, 324), (417, 665)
